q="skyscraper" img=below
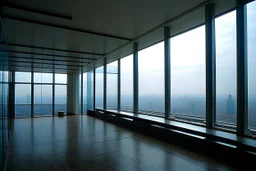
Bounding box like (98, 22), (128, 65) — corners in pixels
(226, 94), (234, 114)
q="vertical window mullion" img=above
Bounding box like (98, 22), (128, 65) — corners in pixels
(117, 59), (121, 110)
(133, 43), (138, 113)
(236, 0), (248, 136)
(164, 27), (171, 119)
(103, 58), (107, 110)
(205, 4), (216, 128)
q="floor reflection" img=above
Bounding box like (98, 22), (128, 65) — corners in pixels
(7, 115), (236, 171)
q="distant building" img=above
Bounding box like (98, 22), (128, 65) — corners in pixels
(226, 94), (234, 114)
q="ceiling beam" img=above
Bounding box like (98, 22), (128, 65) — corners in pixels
(4, 43), (104, 56)
(5, 50), (97, 60)
(7, 64), (77, 71)
(4, 15), (132, 41)
(3, 2), (73, 20)
(8, 55), (90, 63)
(8, 60), (85, 68)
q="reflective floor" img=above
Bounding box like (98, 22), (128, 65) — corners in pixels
(7, 115), (236, 171)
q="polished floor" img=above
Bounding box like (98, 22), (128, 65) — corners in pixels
(7, 115), (237, 171)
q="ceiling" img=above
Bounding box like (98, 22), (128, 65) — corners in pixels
(1, 0), (237, 73)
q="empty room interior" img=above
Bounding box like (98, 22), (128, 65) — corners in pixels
(1, 0), (256, 170)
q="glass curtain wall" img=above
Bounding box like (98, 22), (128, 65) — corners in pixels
(106, 61), (118, 110)
(216, 11), (237, 126)
(95, 67), (104, 109)
(0, 30), (10, 169)
(78, 72), (82, 114)
(34, 85), (53, 116)
(14, 72), (67, 117)
(83, 72), (87, 113)
(170, 26), (206, 122)
(15, 84), (31, 117)
(247, 1), (256, 131)
(15, 72), (31, 117)
(138, 42), (165, 116)
(34, 72), (53, 117)
(87, 71), (94, 110)
(55, 74), (67, 115)
(120, 55), (133, 111)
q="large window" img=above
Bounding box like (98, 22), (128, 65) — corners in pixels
(15, 84), (31, 117)
(78, 72), (82, 114)
(138, 42), (165, 116)
(54, 73), (67, 115)
(107, 61), (118, 110)
(87, 71), (94, 110)
(55, 85), (67, 115)
(83, 72), (87, 113)
(15, 72), (31, 117)
(95, 67), (104, 109)
(216, 11), (237, 126)
(34, 85), (53, 116)
(247, 1), (256, 131)
(170, 26), (206, 121)
(14, 72), (67, 117)
(34, 72), (53, 116)
(120, 55), (133, 111)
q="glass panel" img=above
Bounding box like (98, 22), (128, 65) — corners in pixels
(34, 72), (53, 83)
(107, 61), (118, 110)
(83, 72), (87, 114)
(216, 11), (237, 126)
(55, 85), (67, 115)
(78, 72), (82, 114)
(55, 73), (67, 84)
(139, 42), (164, 116)
(15, 84), (31, 117)
(95, 67), (104, 109)
(121, 55), (133, 111)
(87, 71), (94, 110)
(247, 1), (256, 131)
(171, 26), (206, 122)
(34, 85), (53, 116)
(15, 72), (31, 83)
(3, 71), (8, 82)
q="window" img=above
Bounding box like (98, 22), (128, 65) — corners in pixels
(216, 11), (237, 126)
(15, 72), (31, 83)
(120, 55), (133, 111)
(34, 85), (53, 116)
(78, 72), (82, 114)
(138, 42), (165, 116)
(34, 72), (53, 83)
(247, 1), (256, 131)
(83, 72), (87, 113)
(15, 84), (31, 117)
(107, 61), (118, 110)
(55, 73), (67, 84)
(55, 85), (67, 115)
(170, 26), (206, 121)
(95, 67), (104, 109)
(87, 71), (94, 110)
